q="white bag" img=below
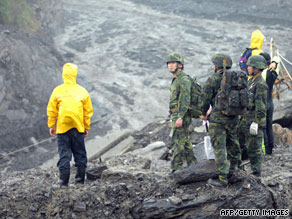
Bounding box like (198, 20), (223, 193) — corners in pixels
(204, 136), (215, 160)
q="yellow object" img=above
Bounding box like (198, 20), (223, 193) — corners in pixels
(261, 69), (268, 81)
(249, 30), (265, 56)
(246, 30), (265, 80)
(261, 56), (281, 81)
(47, 63), (93, 134)
(262, 137), (266, 154)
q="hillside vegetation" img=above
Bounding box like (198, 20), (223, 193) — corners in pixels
(0, 0), (39, 33)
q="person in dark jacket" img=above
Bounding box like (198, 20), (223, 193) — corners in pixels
(260, 52), (280, 155)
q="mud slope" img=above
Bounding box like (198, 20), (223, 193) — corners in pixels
(55, 0), (292, 132)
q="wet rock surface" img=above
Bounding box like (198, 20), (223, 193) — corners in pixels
(0, 121), (291, 218)
(0, 0), (63, 154)
(55, 0), (292, 134)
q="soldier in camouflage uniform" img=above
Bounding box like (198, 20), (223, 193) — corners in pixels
(239, 55), (268, 176)
(200, 54), (241, 188)
(167, 53), (197, 172)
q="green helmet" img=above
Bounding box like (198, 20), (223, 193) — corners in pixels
(167, 53), (184, 65)
(211, 54), (232, 68)
(247, 55), (267, 70)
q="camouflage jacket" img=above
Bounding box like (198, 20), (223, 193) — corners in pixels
(200, 70), (240, 124)
(242, 75), (268, 127)
(200, 71), (223, 116)
(169, 71), (191, 121)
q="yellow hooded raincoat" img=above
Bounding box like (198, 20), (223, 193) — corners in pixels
(247, 30), (265, 80)
(47, 63), (93, 134)
(249, 30), (265, 56)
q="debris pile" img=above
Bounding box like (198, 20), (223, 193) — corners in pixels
(0, 121), (291, 218)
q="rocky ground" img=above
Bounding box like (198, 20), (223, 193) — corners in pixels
(0, 120), (291, 218)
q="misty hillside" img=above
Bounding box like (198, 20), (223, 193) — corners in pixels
(0, 0), (63, 154)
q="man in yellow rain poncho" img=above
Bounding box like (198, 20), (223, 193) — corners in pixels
(47, 63), (93, 187)
(239, 30), (265, 73)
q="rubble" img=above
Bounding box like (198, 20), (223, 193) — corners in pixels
(0, 121), (291, 218)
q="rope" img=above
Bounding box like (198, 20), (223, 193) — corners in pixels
(0, 136), (56, 158)
(279, 57), (292, 82)
(279, 53), (292, 66)
(0, 118), (102, 159)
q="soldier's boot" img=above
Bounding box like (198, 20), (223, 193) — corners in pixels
(228, 161), (239, 178)
(208, 174), (228, 188)
(60, 169), (70, 188)
(75, 167), (86, 184)
(228, 165), (242, 183)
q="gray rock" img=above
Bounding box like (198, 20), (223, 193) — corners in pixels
(169, 196), (182, 205)
(173, 160), (217, 184)
(29, 206), (38, 212)
(133, 141), (167, 160)
(74, 201), (87, 212)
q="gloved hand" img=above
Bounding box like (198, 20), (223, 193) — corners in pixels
(249, 122), (258, 136)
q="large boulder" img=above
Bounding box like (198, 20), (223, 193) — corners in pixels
(274, 90), (292, 128)
(134, 177), (276, 219)
(173, 160), (217, 185)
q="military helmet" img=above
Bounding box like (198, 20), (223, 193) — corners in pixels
(211, 54), (232, 68)
(247, 55), (267, 70)
(167, 53), (184, 65)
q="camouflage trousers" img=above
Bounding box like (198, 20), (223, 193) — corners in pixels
(209, 122), (241, 176)
(171, 120), (196, 171)
(239, 123), (263, 174)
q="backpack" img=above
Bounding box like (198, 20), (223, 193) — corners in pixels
(187, 75), (202, 118)
(215, 70), (249, 116)
(239, 48), (256, 73)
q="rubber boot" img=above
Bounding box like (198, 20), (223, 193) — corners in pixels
(75, 167), (86, 184)
(208, 174), (228, 188)
(228, 166), (242, 183)
(60, 169), (70, 187)
(228, 163), (239, 179)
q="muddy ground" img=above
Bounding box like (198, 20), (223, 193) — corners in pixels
(0, 120), (291, 218)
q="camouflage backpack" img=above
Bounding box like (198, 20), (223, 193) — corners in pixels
(189, 76), (202, 118)
(215, 70), (249, 116)
(172, 74), (202, 118)
(187, 75), (202, 118)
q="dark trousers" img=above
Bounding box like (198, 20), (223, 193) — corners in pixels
(264, 104), (274, 154)
(57, 128), (87, 171)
